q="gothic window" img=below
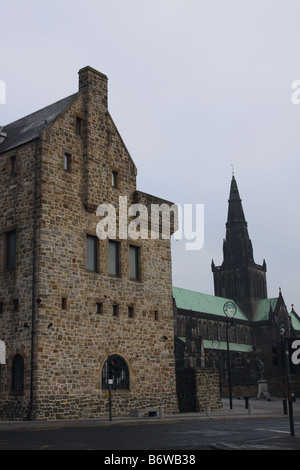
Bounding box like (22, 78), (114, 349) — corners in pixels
(102, 355), (129, 390)
(213, 323), (218, 340)
(11, 354), (24, 392)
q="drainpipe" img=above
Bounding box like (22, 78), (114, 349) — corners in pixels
(27, 137), (39, 421)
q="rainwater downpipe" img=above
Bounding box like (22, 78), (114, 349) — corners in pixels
(27, 137), (39, 421)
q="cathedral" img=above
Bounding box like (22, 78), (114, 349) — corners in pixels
(174, 174), (300, 409)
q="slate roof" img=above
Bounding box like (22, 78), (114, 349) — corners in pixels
(0, 93), (78, 154)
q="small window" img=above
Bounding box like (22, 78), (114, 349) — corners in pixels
(62, 298), (67, 310)
(129, 245), (140, 280)
(96, 302), (103, 314)
(112, 304), (119, 317)
(9, 155), (16, 175)
(6, 230), (16, 271)
(128, 306), (134, 318)
(11, 354), (24, 393)
(112, 170), (118, 188)
(76, 117), (83, 135)
(154, 310), (159, 321)
(109, 240), (120, 276)
(0, 302), (3, 314)
(86, 235), (98, 272)
(64, 153), (72, 171)
(13, 299), (19, 312)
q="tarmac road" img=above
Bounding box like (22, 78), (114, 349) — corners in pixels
(2, 416), (300, 450)
(0, 398), (300, 451)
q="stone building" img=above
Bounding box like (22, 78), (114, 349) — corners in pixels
(174, 175), (300, 404)
(0, 66), (179, 420)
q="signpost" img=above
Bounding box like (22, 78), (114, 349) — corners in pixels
(108, 378), (113, 421)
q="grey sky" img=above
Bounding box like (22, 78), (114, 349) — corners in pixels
(1, 0), (300, 312)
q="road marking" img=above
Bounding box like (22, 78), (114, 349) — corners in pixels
(255, 427), (290, 434)
(268, 429), (290, 434)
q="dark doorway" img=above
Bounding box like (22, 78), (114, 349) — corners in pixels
(176, 368), (197, 412)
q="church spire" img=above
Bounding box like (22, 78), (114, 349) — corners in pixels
(212, 174), (268, 321)
(227, 174), (246, 224)
(223, 175), (254, 267)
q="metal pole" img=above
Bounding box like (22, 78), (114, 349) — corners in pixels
(223, 301), (236, 410)
(226, 318), (233, 409)
(108, 356), (113, 422)
(108, 381), (112, 421)
(284, 337), (294, 437)
(28, 137), (39, 421)
(281, 337), (288, 415)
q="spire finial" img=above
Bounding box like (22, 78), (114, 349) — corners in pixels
(230, 163), (234, 176)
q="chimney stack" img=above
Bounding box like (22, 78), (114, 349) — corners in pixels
(78, 66), (108, 108)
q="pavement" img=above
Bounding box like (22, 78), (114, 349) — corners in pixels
(0, 397), (299, 431)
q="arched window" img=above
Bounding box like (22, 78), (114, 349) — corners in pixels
(11, 354), (24, 392)
(102, 355), (129, 390)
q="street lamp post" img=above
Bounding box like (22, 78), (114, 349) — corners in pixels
(212, 339), (222, 395)
(223, 301), (237, 410)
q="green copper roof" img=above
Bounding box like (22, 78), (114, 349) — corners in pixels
(177, 337), (254, 353)
(253, 298), (278, 322)
(203, 339), (254, 353)
(172, 286), (248, 321)
(290, 310), (300, 331)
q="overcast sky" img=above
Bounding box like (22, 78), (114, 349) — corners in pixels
(1, 0), (300, 314)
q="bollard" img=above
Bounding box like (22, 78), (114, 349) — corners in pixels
(248, 404), (252, 415)
(283, 399), (288, 415)
(244, 396), (249, 409)
(205, 405), (211, 416)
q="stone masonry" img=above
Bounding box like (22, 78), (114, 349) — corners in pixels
(0, 66), (179, 420)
